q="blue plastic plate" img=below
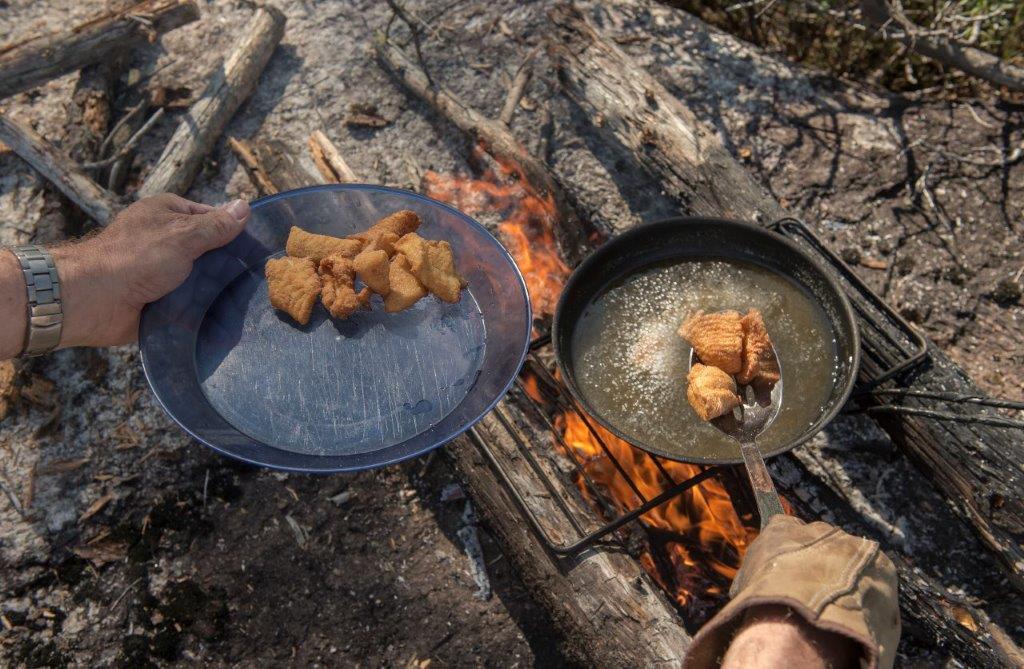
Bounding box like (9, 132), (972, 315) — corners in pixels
(139, 184), (531, 472)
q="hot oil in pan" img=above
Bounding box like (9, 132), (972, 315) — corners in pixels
(570, 258), (838, 461)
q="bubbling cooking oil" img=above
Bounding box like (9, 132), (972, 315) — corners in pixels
(570, 258), (838, 461)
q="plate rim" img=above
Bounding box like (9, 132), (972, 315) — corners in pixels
(139, 183), (533, 473)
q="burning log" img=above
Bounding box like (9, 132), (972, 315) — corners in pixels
(548, 3), (1024, 595)
(138, 6), (286, 197)
(859, 0), (1024, 93)
(375, 35), (589, 267)
(0, 0), (200, 101)
(0, 114), (121, 224)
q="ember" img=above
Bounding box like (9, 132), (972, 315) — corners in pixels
(426, 145), (758, 611)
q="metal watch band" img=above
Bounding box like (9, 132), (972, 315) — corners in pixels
(11, 245), (63, 357)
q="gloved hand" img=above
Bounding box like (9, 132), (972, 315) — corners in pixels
(685, 515), (900, 669)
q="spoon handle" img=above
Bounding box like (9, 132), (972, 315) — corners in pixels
(739, 440), (786, 529)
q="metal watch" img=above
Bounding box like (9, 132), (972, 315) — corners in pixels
(10, 245), (63, 357)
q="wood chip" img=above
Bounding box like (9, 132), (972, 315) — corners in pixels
(0, 360), (20, 419)
(38, 457), (90, 475)
(345, 103), (389, 128)
(79, 491), (115, 523)
(860, 258), (888, 270)
(72, 540), (127, 567)
(950, 604), (979, 632)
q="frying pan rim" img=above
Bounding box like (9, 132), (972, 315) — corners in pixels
(552, 216), (861, 466)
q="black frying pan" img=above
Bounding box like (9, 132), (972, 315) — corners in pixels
(552, 217), (860, 466)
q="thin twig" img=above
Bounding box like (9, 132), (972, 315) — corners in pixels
(98, 100), (146, 158)
(499, 46), (539, 127)
(83, 107), (164, 170)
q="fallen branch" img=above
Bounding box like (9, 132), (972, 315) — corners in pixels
(0, 0), (200, 100)
(308, 131), (358, 183)
(0, 114), (121, 223)
(548, 3), (1023, 662)
(228, 136), (319, 196)
(375, 34), (590, 265)
(499, 47), (540, 126)
(137, 6), (285, 197)
(859, 0), (1024, 93)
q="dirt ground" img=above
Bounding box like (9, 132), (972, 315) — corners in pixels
(1, 0), (1021, 667)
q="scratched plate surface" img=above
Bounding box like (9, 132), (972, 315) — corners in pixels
(139, 185), (531, 472)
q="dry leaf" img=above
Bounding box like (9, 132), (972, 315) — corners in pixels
(72, 540), (127, 567)
(0, 360), (20, 419)
(79, 491), (115, 523)
(738, 147), (752, 159)
(519, 97), (537, 111)
(38, 457), (89, 475)
(860, 258), (888, 270)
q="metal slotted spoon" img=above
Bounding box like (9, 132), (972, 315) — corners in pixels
(689, 348), (786, 528)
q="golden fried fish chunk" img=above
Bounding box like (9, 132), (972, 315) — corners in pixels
(678, 310), (744, 374)
(686, 363), (741, 422)
(265, 256), (320, 325)
(361, 231), (400, 257)
(349, 210), (421, 244)
(353, 249), (391, 296)
(318, 255), (371, 320)
(738, 309), (781, 386)
(393, 233), (467, 303)
(384, 253), (427, 313)
(286, 226), (363, 263)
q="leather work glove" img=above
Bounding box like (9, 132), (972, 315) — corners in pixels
(685, 515), (900, 669)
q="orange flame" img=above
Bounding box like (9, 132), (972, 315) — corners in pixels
(423, 145), (569, 317)
(425, 143), (757, 610)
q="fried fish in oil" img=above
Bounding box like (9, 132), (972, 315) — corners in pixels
(349, 210), (420, 245)
(353, 249), (391, 296)
(686, 363), (741, 421)
(265, 256), (320, 325)
(287, 226), (363, 262)
(318, 255), (371, 319)
(678, 310), (744, 374)
(738, 309), (780, 386)
(393, 233), (467, 303)
(384, 253), (427, 313)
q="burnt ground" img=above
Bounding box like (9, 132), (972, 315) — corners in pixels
(1, 0), (1022, 667)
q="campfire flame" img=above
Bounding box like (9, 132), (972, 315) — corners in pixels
(426, 143), (757, 611)
(423, 145), (569, 317)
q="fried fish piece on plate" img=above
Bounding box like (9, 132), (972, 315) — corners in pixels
(738, 309), (781, 386)
(678, 310), (744, 374)
(265, 256), (321, 325)
(686, 363), (742, 421)
(384, 253), (427, 313)
(353, 249), (391, 296)
(318, 255), (371, 319)
(393, 233), (468, 303)
(287, 226), (363, 262)
(361, 231), (400, 257)
(349, 210), (420, 245)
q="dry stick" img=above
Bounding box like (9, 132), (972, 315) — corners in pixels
(308, 131), (358, 184)
(859, 0), (1024, 92)
(498, 47), (539, 127)
(548, 5), (1022, 665)
(0, 0), (200, 100)
(137, 6), (286, 197)
(375, 35), (589, 265)
(82, 107), (164, 170)
(0, 114), (121, 224)
(228, 136), (319, 196)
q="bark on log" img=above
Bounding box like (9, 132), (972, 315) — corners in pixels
(860, 0), (1024, 93)
(0, 114), (120, 224)
(137, 6), (285, 198)
(375, 36), (590, 266)
(228, 136), (320, 196)
(0, 0), (200, 101)
(447, 412), (694, 668)
(548, 2), (1024, 592)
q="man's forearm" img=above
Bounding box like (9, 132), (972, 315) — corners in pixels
(0, 250), (28, 359)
